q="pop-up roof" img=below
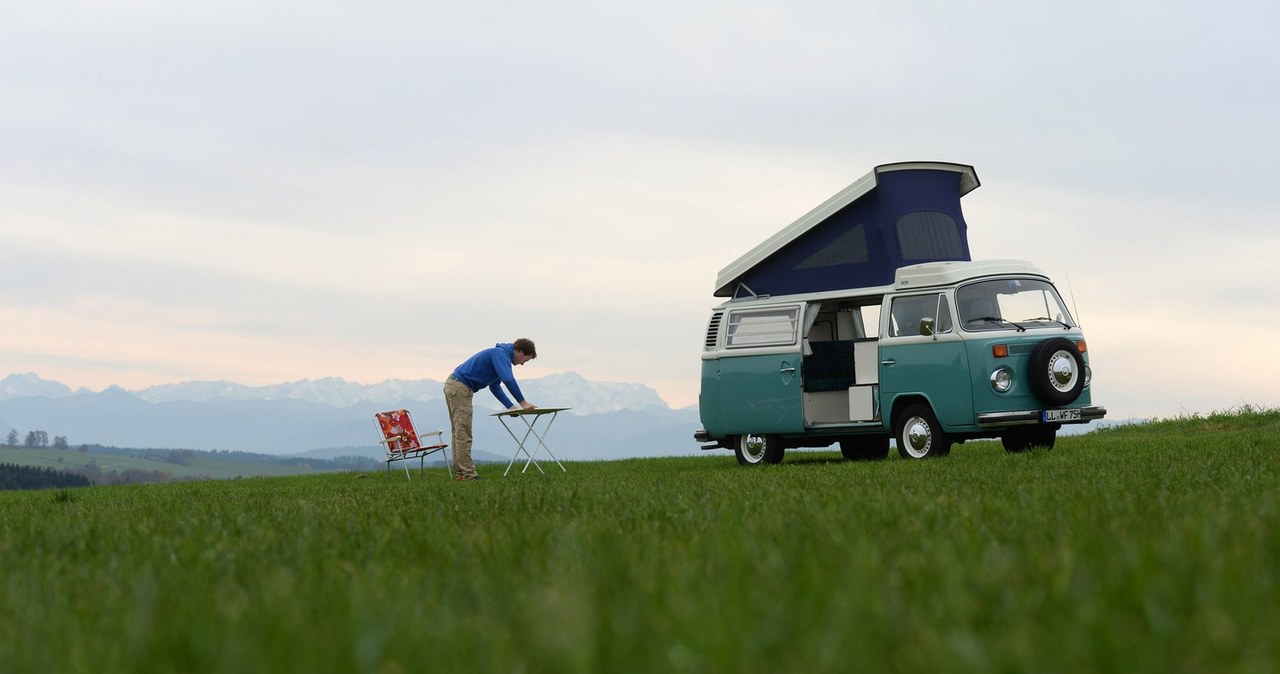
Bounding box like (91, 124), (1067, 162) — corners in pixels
(714, 161), (980, 298)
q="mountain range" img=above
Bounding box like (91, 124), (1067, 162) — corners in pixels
(0, 372), (705, 462)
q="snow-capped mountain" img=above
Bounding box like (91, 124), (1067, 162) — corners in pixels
(131, 377), (437, 408)
(0, 371), (671, 416)
(1, 373), (75, 399)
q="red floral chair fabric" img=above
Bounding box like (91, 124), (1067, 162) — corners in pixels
(373, 409), (449, 480)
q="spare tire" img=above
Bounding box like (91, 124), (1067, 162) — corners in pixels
(1028, 337), (1086, 406)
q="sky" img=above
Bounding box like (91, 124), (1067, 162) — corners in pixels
(2, 1), (1278, 419)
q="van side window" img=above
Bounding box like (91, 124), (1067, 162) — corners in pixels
(936, 296), (954, 333)
(726, 306), (800, 348)
(889, 294), (951, 337)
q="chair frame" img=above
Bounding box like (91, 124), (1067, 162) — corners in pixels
(373, 409), (451, 480)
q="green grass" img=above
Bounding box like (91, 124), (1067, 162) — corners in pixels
(2, 408), (1278, 673)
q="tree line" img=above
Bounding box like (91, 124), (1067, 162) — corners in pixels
(0, 463), (92, 490)
(5, 429), (71, 449)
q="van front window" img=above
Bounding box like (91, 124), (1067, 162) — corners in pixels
(956, 279), (1074, 332)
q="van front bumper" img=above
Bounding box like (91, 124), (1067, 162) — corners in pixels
(976, 406), (1107, 428)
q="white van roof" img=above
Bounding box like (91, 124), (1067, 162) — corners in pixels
(894, 259), (1049, 290)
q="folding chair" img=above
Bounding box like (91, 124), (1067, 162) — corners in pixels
(373, 409), (451, 480)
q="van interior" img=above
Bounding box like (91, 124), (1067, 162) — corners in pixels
(802, 299), (882, 426)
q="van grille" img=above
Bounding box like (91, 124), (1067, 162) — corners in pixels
(1008, 343), (1035, 356)
(705, 311), (724, 350)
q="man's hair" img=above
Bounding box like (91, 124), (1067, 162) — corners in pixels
(514, 338), (537, 358)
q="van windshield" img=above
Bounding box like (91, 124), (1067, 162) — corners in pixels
(956, 279), (1074, 332)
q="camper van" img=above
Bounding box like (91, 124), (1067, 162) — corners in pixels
(694, 162), (1105, 464)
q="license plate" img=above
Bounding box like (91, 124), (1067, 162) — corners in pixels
(1042, 408), (1082, 423)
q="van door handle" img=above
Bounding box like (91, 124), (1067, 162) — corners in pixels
(780, 366), (797, 374)
(881, 359), (895, 367)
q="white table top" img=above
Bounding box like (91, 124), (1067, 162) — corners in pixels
(490, 407), (570, 417)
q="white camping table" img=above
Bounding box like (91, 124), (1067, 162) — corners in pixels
(491, 407), (570, 476)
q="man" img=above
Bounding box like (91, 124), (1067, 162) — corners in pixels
(444, 338), (537, 480)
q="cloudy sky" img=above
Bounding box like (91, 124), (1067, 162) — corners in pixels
(3, 1), (1277, 420)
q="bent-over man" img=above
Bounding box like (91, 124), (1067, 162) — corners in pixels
(443, 338), (537, 480)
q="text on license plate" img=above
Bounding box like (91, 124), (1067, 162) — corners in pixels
(1042, 408), (1082, 422)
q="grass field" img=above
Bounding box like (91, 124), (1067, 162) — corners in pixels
(2, 408), (1277, 673)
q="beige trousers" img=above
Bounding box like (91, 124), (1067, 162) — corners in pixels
(444, 378), (478, 478)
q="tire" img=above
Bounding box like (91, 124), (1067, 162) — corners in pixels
(1001, 427), (1057, 452)
(735, 433), (784, 465)
(895, 404), (952, 459)
(840, 436), (890, 461)
(1028, 338), (1086, 407)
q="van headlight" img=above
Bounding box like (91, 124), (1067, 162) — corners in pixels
(1084, 364), (1092, 388)
(990, 367), (1013, 393)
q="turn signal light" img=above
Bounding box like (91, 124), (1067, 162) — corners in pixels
(1076, 340), (1088, 353)
(992, 344), (1009, 358)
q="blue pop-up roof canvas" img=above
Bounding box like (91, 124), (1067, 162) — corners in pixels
(714, 161), (980, 298)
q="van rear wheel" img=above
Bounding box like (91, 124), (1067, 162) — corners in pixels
(840, 436), (890, 461)
(735, 433), (784, 465)
(895, 404), (952, 459)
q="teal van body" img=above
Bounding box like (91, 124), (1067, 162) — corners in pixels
(695, 162), (1105, 464)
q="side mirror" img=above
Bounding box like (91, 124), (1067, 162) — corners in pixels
(918, 317), (934, 336)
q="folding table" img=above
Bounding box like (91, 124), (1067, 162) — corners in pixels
(491, 407), (570, 476)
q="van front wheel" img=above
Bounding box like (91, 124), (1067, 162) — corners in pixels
(735, 433), (784, 465)
(895, 405), (952, 459)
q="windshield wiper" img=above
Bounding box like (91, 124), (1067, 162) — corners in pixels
(967, 315), (1031, 332)
(1023, 316), (1073, 329)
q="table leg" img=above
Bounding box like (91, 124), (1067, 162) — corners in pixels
(498, 415), (534, 477)
(521, 411), (566, 474)
(498, 411), (568, 476)
(516, 416), (547, 475)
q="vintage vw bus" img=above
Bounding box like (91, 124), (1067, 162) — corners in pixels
(694, 162), (1106, 464)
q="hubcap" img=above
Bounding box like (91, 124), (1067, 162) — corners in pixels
(741, 434), (766, 462)
(904, 417), (931, 457)
(1048, 351), (1078, 391)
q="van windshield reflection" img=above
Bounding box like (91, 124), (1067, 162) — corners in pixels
(956, 279), (1074, 332)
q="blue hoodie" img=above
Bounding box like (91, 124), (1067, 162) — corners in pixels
(450, 343), (526, 409)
